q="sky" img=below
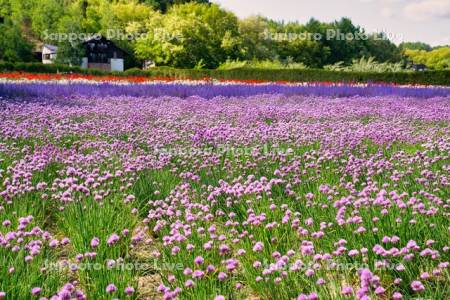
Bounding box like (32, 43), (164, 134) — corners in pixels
(212, 0), (450, 46)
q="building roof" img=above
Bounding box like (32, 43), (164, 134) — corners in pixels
(82, 35), (129, 55)
(43, 44), (58, 52)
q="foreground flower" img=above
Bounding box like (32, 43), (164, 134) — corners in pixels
(218, 272), (228, 281)
(392, 292), (403, 300)
(31, 287), (41, 296)
(341, 286), (353, 296)
(91, 237), (100, 248)
(253, 242), (264, 252)
(124, 286), (135, 296)
(107, 234), (120, 246)
(106, 284), (117, 293)
(194, 256), (204, 265)
(411, 280), (425, 292)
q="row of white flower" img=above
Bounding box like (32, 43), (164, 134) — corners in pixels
(0, 77), (447, 89)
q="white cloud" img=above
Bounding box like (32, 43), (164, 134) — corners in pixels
(404, 0), (450, 21)
(381, 7), (395, 18)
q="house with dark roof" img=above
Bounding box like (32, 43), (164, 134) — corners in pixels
(41, 36), (126, 71)
(81, 36), (125, 72)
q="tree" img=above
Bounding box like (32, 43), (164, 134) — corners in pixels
(264, 20), (331, 67)
(55, 15), (86, 66)
(30, 0), (64, 39)
(277, 39), (330, 68)
(404, 47), (450, 69)
(238, 16), (276, 60)
(365, 33), (401, 62)
(100, 0), (156, 67)
(8, 0), (36, 22)
(80, 0), (106, 33)
(325, 18), (368, 64)
(0, 0), (11, 18)
(141, 0), (209, 13)
(134, 3), (240, 68)
(399, 42), (432, 51)
(0, 21), (33, 62)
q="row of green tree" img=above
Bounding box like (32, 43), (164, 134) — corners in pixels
(0, 0), (448, 69)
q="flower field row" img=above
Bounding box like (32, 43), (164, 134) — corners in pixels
(1, 80), (450, 100)
(0, 71), (431, 85)
(0, 82), (449, 300)
(2, 71), (450, 88)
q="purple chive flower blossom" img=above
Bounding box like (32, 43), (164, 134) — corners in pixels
(218, 272), (227, 281)
(192, 270), (205, 279)
(105, 284), (117, 293)
(308, 293), (318, 300)
(31, 287), (41, 296)
(411, 281), (425, 292)
(91, 237), (100, 248)
(185, 280), (194, 288)
(253, 242), (264, 252)
(194, 256), (204, 265)
(341, 286), (353, 296)
(374, 286), (385, 295)
(107, 234), (120, 245)
(124, 286), (134, 296)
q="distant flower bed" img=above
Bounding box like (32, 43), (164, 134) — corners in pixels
(1, 72), (450, 101)
(0, 71), (171, 83)
(0, 71), (344, 85)
(1, 71), (448, 88)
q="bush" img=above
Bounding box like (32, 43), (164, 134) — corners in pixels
(218, 59), (309, 70)
(404, 47), (450, 70)
(324, 57), (405, 73)
(0, 62), (449, 85)
(0, 62), (106, 75)
(123, 68), (143, 76)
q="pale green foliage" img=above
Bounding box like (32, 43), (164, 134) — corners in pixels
(143, 0), (209, 13)
(99, 0), (154, 33)
(30, 0), (64, 39)
(216, 59), (248, 70)
(0, 0), (11, 17)
(324, 57), (405, 72)
(134, 3), (240, 68)
(404, 47), (450, 70)
(218, 58), (308, 70)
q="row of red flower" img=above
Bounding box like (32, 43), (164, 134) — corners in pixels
(0, 72), (175, 83)
(0, 71), (351, 86)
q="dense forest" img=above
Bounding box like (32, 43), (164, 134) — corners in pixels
(0, 0), (448, 69)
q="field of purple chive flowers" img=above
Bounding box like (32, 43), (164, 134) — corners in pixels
(0, 81), (449, 300)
